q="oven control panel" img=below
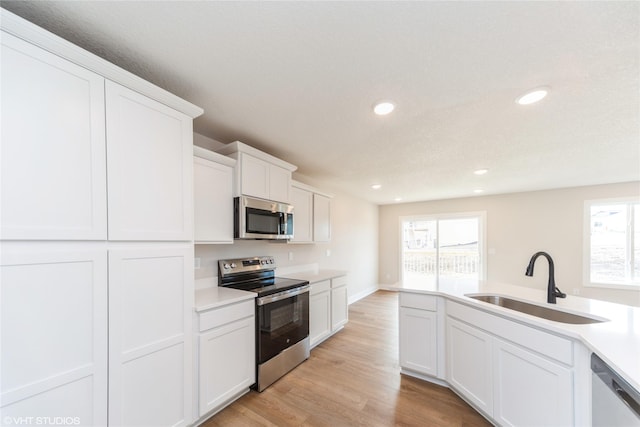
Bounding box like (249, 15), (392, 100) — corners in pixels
(219, 256), (276, 276)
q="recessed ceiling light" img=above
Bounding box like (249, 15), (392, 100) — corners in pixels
(373, 101), (395, 115)
(371, 184), (382, 190)
(394, 197), (403, 202)
(474, 169), (489, 175)
(473, 189), (484, 194)
(516, 87), (549, 105)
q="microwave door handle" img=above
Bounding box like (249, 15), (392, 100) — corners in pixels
(282, 213), (288, 235)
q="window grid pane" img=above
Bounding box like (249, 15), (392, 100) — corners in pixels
(402, 217), (480, 281)
(589, 204), (630, 284)
(438, 218), (479, 279)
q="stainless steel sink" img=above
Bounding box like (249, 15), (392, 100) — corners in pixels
(466, 294), (607, 324)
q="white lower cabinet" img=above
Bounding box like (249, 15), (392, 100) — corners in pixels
(310, 280), (332, 347)
(399, 293), (441, 379)
(446, 317), (494, 415)
(197, 299), (255, 418)
(446, 301), (575, 426)
(331, 276), (348, 331)
(493, 338), (573, 427)
(0, 245), (108, 426)
(309, 275), (348, 348)
(400, 308), (438, 377)
(108, 246), (193, 427)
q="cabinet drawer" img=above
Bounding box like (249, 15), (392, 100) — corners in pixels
(446, 301), (573, 365)
(310, 279), (331, 294)
(400, 292), (438, 311)
(331, 275), (347, 288)
(198, 299), (254, 332)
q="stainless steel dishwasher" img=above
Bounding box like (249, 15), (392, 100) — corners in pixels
(591, 353), (640, 426)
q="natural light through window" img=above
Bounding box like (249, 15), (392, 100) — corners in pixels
(585, 199), (640, 288)
(401, 213), (485, 282)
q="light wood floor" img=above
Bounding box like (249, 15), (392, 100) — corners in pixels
(203, 290), (490, 427)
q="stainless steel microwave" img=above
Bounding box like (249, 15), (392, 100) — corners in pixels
(234, 196), (294, 240)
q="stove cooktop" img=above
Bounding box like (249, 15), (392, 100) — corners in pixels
(230, 277), (309, 297)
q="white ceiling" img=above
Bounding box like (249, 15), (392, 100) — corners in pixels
(3, 1), (639, 204)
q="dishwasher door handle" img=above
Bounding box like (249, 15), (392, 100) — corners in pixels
(613, 379), (640, 417)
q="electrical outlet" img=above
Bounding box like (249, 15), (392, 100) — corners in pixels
(326, 249), (331, 257)
(288, 252), (294, 261)
(573, 288), (580, 295)
(194, 257), (201, 269)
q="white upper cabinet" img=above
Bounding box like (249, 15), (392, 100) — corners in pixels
(313, 194), (331, 242)
(238, 153), (291, 203)
(290, 184), (313, 243)
(239, 153), (271, 200)
(106, 81), (194, 241)
(193, 147), (236, 244)
(216, 141), (296, 204)
(268, 162), (292, 204)
(1, 32), (107, 240)
(290, 181), (333, 244)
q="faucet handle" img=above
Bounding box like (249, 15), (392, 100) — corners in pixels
(555, 287), (567, 299)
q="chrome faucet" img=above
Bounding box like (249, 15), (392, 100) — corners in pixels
(525, 251), (567, 304)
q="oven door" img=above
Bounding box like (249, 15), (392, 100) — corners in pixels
(256, 286), (310, 364)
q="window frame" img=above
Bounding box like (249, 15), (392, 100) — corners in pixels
(398, 211), (487, 283)
(583, 197), (640, 290)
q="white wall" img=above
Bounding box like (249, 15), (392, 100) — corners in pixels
(379, 182), (640, 307)
(194, 133), (379, 302)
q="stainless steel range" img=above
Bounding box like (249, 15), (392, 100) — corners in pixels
(218, 256), (310, 392)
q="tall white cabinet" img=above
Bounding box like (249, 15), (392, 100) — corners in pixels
(0, 32), (107, 241)
(108, 247), (193, 426)
(1, 246), (109, 425)
(105, 82), (194, 241)
(1, 10), (203, 427)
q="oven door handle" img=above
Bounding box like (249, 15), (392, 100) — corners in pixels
(256, 285), (311, 306)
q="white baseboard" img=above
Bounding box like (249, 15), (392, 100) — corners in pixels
(348, 285), (379, 305)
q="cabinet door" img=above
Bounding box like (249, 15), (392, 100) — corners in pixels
(108, 246), (193, 427)
(198, 316), (255, 416)
(106, 81), (193, 241)
(310, 289), (331, 347)
(399, 307), (437, 377)
(239, 153), (270, 200)
(1, 32), (107, 240)
(493, 338), (573, 427)
(1, 245), (107, 425)
(269, 164), (291, 203)
(446, 317), (493, 416)
(313, 194), (331, 242)
(194, 157), (233, 244)
(331, 282), (348, 331)
(290, 186), (313, 243)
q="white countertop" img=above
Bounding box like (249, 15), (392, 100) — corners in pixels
(192, 269), (346, 311)
(283, 269), (347, 283)
(396, 277), (640, 392)
(194, 286), (255, 312)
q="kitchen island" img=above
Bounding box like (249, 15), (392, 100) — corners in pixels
(397, 277), (640, 426)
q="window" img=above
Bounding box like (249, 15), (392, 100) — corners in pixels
(401, 212), (486, 282)
(585, 199), (640, 288)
